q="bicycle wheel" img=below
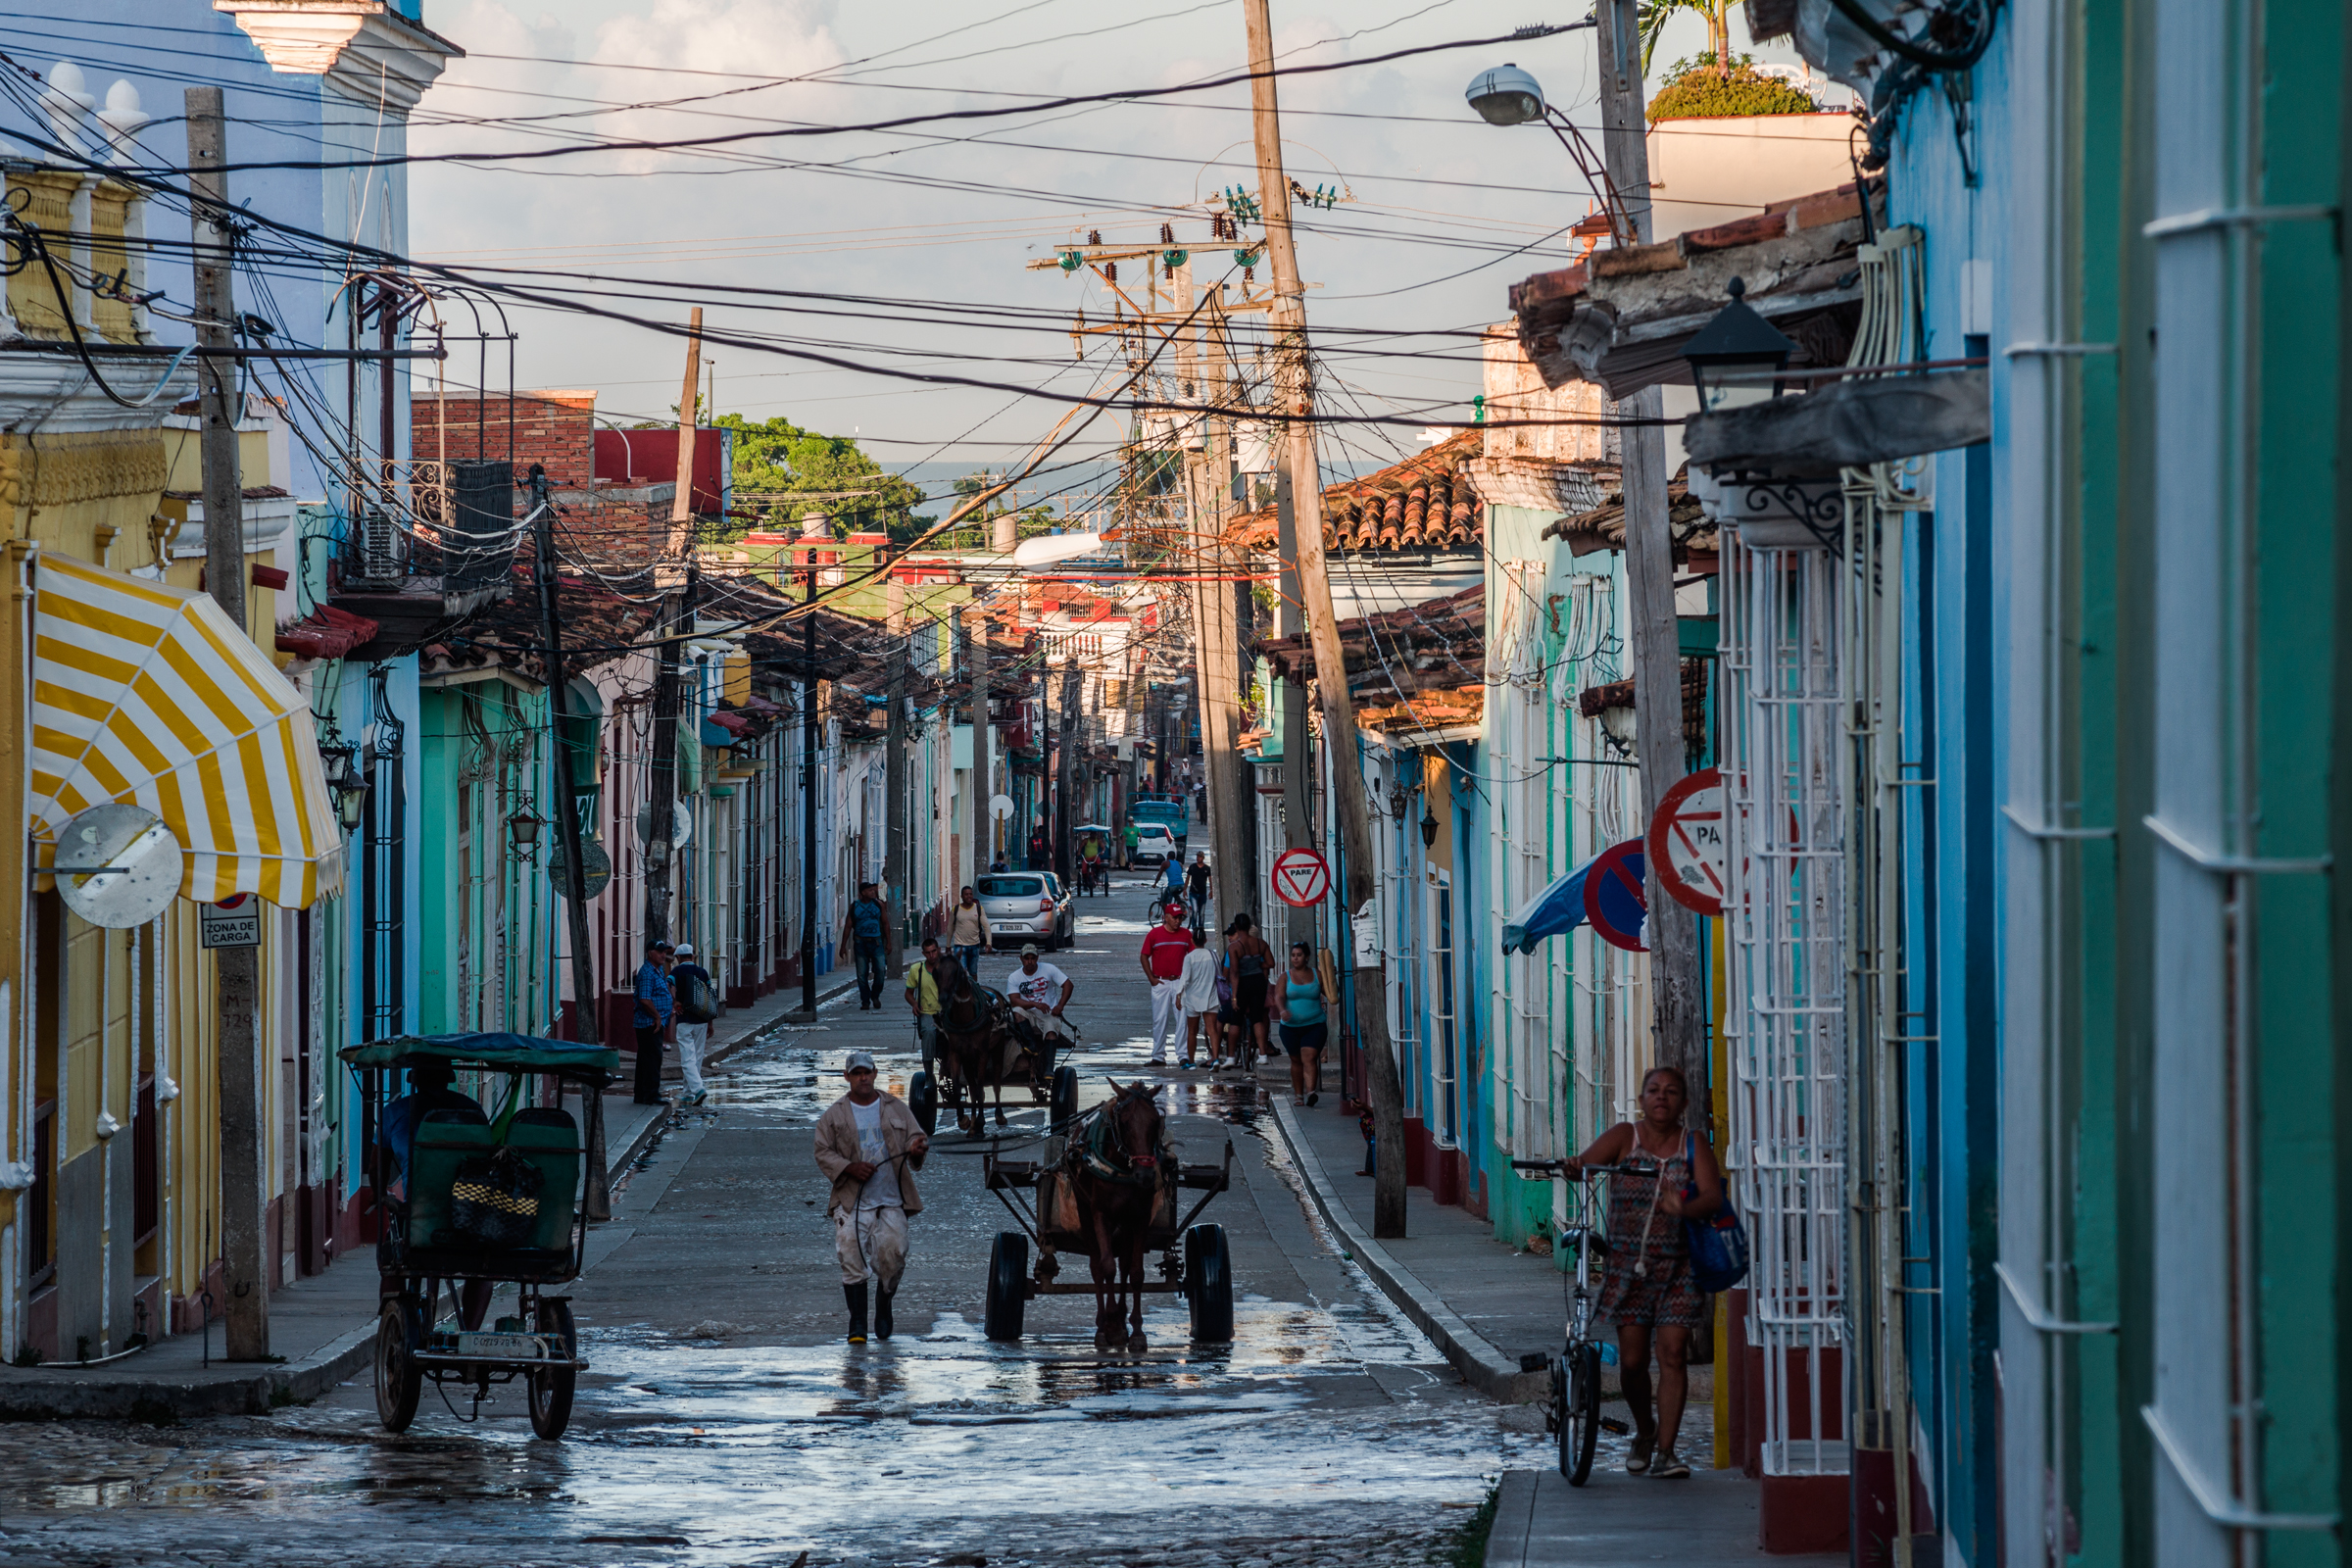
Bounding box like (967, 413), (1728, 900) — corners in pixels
(1563, 1343), (1601, 1486)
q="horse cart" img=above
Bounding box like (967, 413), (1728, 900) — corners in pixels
(342, 1031), (614, 1440)
(909, 985), (1080, 1136)
(977, 1086), (1238, 1348)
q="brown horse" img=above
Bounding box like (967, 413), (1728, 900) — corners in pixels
(934, 965), (1054, 1131)
(1066, 1081), (1168, 1351)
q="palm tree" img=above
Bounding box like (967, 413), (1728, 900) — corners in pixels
(1640, 0), (1740, 73)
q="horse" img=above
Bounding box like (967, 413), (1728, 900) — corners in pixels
(934, 964), (1058, 1132)
(1065, 1081), (1168, 1351)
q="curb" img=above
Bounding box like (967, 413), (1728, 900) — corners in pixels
(0, 1320), (377, 1421)
(1267, 1097), (1545, 1405)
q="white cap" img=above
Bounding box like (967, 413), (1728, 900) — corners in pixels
(673, 943), (695, 957)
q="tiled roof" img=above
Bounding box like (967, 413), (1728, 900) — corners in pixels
(1228, 430), (1486, 555)
(1540, 472), (1717, 560)
(419, 565), (665, 684)
(1252, 581), (1485, 705)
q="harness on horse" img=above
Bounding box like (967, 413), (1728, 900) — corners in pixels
(1066, 1097), (1163, 1187)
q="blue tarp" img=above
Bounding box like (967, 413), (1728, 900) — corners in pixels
(1500, 854), (1602, 955)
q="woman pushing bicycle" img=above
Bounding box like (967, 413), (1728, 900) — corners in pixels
(1561, 1064), (1725, 1480)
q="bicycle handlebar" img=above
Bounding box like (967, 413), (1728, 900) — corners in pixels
(1508, 1158), (1651, 1176)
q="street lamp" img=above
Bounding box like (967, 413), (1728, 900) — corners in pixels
(506, 804), (547, 861)
(1682, 276), (1799, 413)
(1464, 63), (1546, 125)
(323, 745), (368, 832)
(1420, 805), (1441, 849)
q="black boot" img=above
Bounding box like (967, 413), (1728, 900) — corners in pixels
(845, 1282), (869, 1344)
(874, 1286), (896, 1342)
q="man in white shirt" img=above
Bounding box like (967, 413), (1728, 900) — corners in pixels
(1004, 943), (1073, 1020)
(813, 1050), (929, 1344)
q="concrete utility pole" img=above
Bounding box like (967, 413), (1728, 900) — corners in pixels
(1186, 307), (1251, 955)
(1594, 0), (1705, 1100)
(186, 86), (269, 1359)
(1242, 0), (1408, 1238)
(1273, 468), (1314, 951)
(669, 307), (703, 533)
(529, 466), (611, 1221)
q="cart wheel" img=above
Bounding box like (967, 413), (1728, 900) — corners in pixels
(373, 1297), (424, 1432)
(1184, 1224), (1234, 1343)
(984, 1231), (1029, 1342)
(909, 1071), (939, 1135)
(1049, 1065), (1079, 1132)
(526, 1298), (578, 1441)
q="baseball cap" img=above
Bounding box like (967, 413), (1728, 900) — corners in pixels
(1020, 943), (1041, 956)
(844, 1050), (877, 1074)
(673, 942), (695, 957)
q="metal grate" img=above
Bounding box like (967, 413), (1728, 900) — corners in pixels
(1721, 530), (1849, 1480)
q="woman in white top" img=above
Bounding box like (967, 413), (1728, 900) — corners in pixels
(1178, 943), (1221, 1067)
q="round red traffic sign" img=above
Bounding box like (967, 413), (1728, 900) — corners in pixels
(1647, 766), (1727, 917)
(1583, 839), (1648, 953)
(1270, 847), (1331, 907)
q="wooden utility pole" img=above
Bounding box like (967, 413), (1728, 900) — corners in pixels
(799, 560), (819, 1014)
(186, 86), (270, 1359)
(529, 466), (611, 1220)
(669, 308), (703, 537)
(1273, 468), (1314, 950)
(1242, 0), (1407, 1238)
(884, 634), (909, 963)
(645, 314), (703, 947)
(1594, 0), (1705, 1098)
(1186, 300), (1251, 955)
(970, 606), (993, 871)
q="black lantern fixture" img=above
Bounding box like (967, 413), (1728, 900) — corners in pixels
(506, 804), (547, 861)
(1682, 276), (1800, 414)
(322, 745), (368, 832)
(1387, 780), (1409, 820)
(1420, 805), (1441, 848)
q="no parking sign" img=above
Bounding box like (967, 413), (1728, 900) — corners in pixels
(1647, 767), (1727, 917)
(1582, 840), (1648, 953)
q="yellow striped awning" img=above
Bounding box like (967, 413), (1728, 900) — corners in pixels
(29, 554), (344, 907)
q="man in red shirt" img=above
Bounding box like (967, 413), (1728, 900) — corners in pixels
(1138, 902), (1196, 1067)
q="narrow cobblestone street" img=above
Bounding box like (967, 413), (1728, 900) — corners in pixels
(0, 885), (1542, 1567)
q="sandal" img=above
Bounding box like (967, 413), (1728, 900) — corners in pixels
(1627, 1433), (1654, 1474)
(1651, 1450), (1691, 1480)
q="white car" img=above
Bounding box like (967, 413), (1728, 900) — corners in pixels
(1132, 824), (1177, 864)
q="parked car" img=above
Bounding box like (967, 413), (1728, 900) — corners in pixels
(1131, 823), (1178, 865)
(976, 871), (1075, 951)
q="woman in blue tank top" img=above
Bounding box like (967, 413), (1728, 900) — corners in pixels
(1279, 941), (1328, 1107)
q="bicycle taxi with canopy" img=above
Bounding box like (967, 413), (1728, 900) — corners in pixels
(341, 1030), (618, 1440)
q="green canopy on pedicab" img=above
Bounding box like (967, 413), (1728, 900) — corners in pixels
(338, 1031), (620, 1080)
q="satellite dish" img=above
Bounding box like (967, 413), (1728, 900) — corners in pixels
(556, 838), (613, 902)
(54, 803), (181, 929)
(636, 799), (693, 851)
(990, 794), (1014, 821)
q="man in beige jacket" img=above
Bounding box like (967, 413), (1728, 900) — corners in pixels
(813, 1050), (929, 1344)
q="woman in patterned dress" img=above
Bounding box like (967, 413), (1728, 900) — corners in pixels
(1567, 1065), (1726, 1479)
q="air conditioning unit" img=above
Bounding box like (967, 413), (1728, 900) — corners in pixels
(350, 508), (405, 589)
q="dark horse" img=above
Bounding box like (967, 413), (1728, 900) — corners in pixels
(934, 963), (1054, 1131)
(1066, 1081), (1167, 1351)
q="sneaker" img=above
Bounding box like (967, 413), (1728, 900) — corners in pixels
(1628, 1433), (1655, 1474)
(1306, 1092), (1319, 1107)
(1651, 1450), (1691, 1480)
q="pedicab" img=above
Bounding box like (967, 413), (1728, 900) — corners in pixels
(342, 1031), (618, 1439)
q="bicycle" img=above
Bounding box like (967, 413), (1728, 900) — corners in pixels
(1510, 1157), (1637, 1485)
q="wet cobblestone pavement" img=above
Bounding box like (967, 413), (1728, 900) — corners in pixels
(0, 893), (1546, 1567)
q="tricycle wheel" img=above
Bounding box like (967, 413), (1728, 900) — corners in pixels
(373, 1297), (424, 1432)
(984, 1231), (1029, 1342)
(526, 1298), (578, 1441)
(1184, 1224), (1234, 1343)
(1049, 1065), (1079, 1132)
(909, 1071), (939, 1135)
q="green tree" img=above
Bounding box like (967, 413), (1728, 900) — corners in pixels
(1646, 52), (1819, 120)
(709, 413), (934, 542)
(1639, 0), (1739, 73)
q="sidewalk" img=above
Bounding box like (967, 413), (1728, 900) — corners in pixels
(0, 1096), (672, 1420)
(1263, 1085), (1829, 1567)
(1486, 1468), (1839, 1568)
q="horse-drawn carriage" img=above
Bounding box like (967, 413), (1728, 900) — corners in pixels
(909, 968), (1079, 1135)
(978, 1082), (1237, 1349)
(342, 1031), (611, 1440)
